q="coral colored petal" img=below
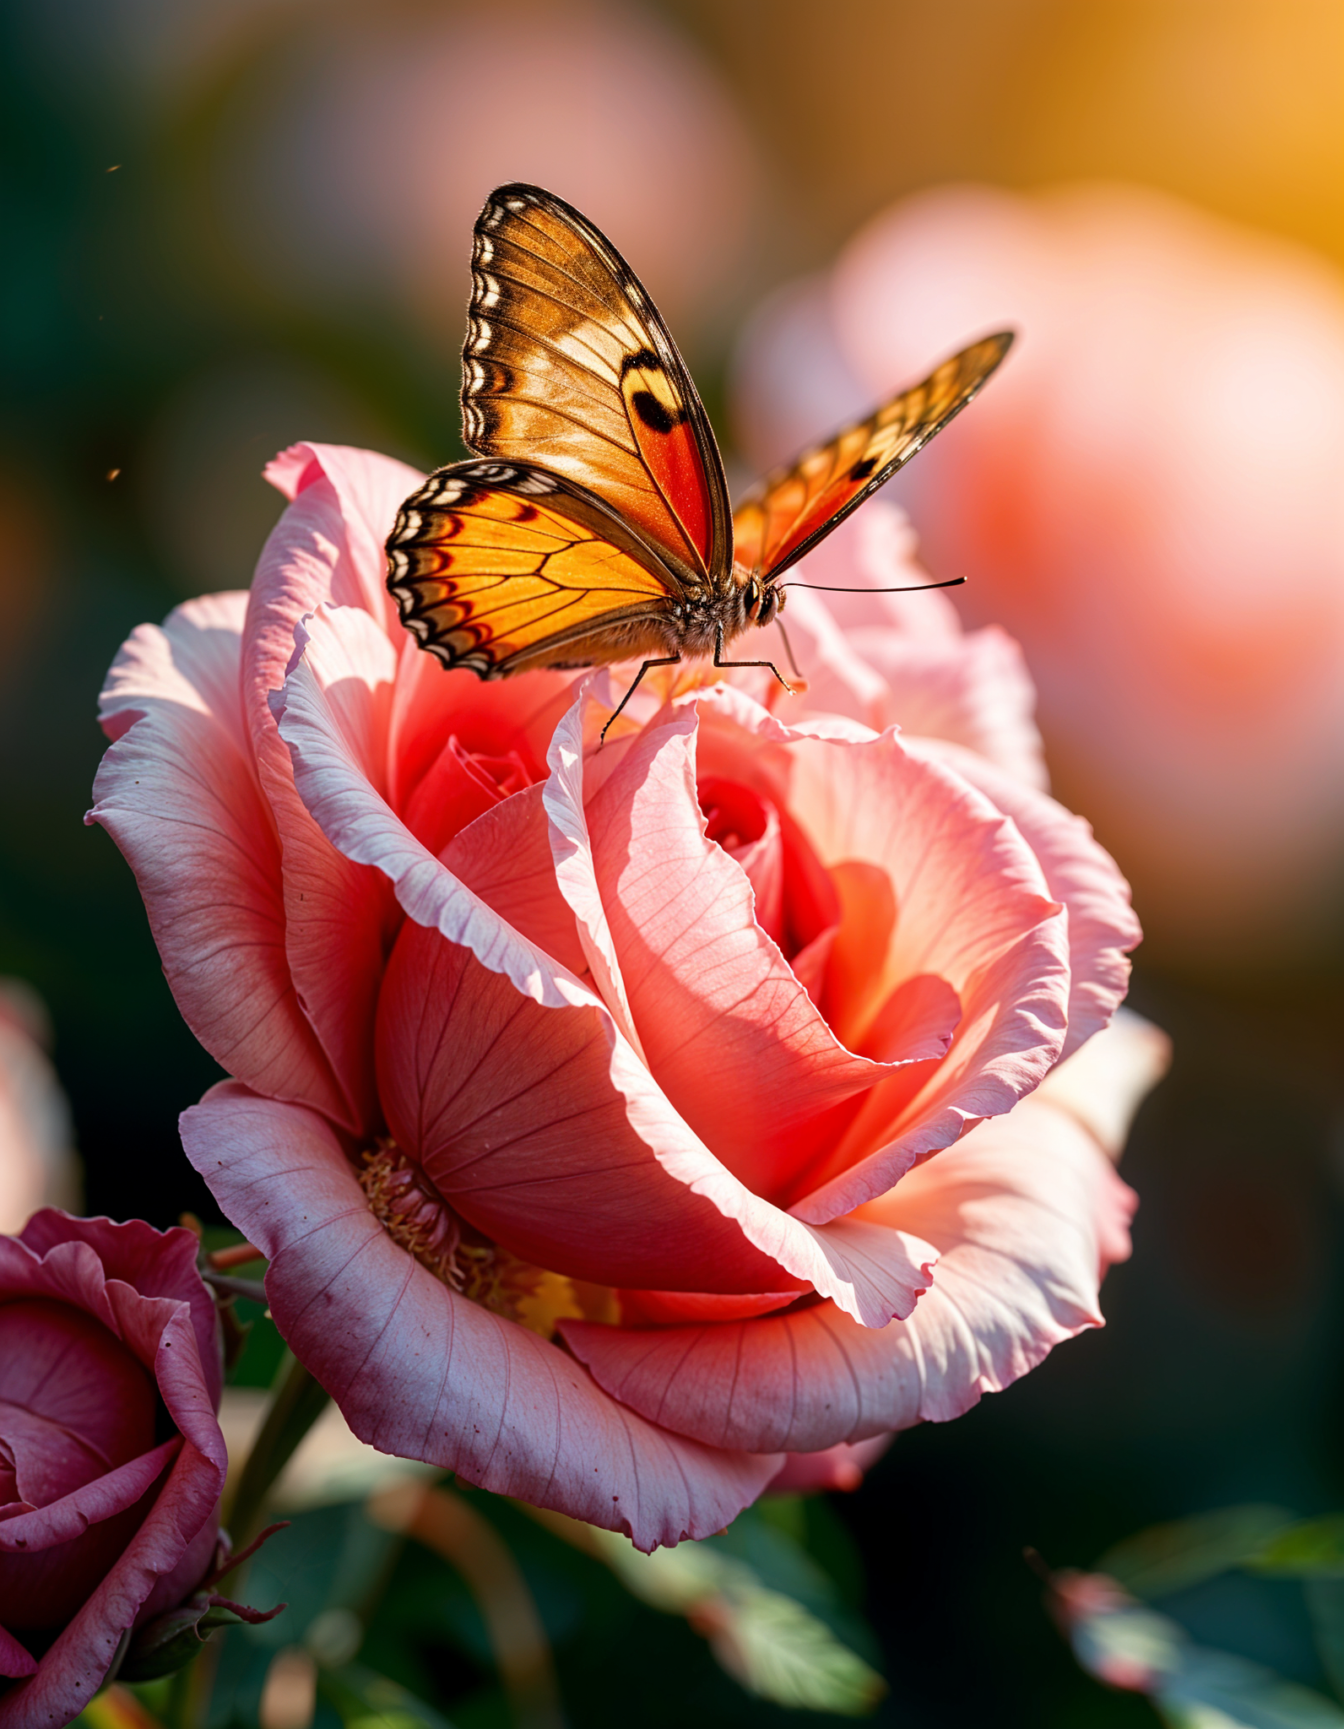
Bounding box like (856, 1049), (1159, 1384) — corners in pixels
(571, 704), (917, 1200)
(375, 919), (789, 1293)
(275, 614), (579, 1010)
(564, 1092), (1134, 1451)
(247, 460), (413, 1130)
(87, 595), (347, 1122)
(619, 1291), (801, 1325)
(907, 739), (1142, 1058)
(782, 731), (1071, 1216)
(180, 1085), (782, 1551)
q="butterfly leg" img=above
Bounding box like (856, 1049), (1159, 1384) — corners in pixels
(712, 624), (794, 693)
(774, 618), (804, 684)
(600, 654), (682, 744)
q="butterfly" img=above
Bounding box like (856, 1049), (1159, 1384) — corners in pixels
(386, 183), (1013, 735)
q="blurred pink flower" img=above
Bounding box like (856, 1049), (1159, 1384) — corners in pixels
(204, 0), (763, 349)
(0, 1214), (225, 1726)
(733, 183), (1344, 958)
(89, 443), (1157, 1549)
(0, 984), (78, 1235)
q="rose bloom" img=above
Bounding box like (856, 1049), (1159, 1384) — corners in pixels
(733, 182), (1344, 960)
(0, 1213), (225, 1725)
(89, 443), (1162, 1549)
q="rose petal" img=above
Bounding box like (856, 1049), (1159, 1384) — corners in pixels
(247, 458), (411, 1131)
(375, 917), (792, 1293)
(907, 738), (1141, 1058)
(274, 609), (578, 1010)
(180, 1085), (783, 1551)
(767, 1435), (893, 1494)
(87, 595), (347, 1122)
(564, 1091), (1135, 1451)
(554, 699), (930, 1201)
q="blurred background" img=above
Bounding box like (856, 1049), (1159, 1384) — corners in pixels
(2, 0), (1342, 1721)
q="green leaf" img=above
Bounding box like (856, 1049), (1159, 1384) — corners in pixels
(317, 1664), (457, 1729)
(1097, 1507), (1297, 1600)
(1248, 1519), (1344, 1579)
(704, 1581), (886, 1717)
(583, 1525), (885, 1715)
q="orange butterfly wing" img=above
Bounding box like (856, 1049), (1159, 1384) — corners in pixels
(733, 332), (1013, 580)
(386, 459), (681, 677)
(462, 183), (731, 587)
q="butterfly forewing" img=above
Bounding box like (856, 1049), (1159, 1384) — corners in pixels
(733, 331), (1013, 580)
(387, 460), (680, 676)
(463, 184), (730, 587)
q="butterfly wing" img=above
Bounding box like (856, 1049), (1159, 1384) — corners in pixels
(386, 459), (684, 677)
(462, 182), (731, 588)
(733, 331), (1014, 580)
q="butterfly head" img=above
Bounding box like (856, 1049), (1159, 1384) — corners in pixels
(745, 573), (785, 630)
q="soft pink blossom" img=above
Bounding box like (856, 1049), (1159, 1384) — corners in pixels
(733, 183), (1344, 958)
(0, 985), (78, 1234)
(90, 443), (1158, 1548)
(0, 1213), (225, 1726)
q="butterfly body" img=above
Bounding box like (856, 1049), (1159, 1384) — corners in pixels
(387, 183), (1012, 716)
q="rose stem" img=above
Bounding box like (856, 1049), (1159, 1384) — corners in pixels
(225, 1350), (330, 1550)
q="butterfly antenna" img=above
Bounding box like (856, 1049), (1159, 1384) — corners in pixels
(781, 576), (967, 594)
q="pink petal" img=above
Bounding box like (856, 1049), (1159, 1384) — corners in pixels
(17, 1214), (222, 1411)
(854, 626), (1048, 790)
(263, 441), (422, 635)
(247, 452), (416, 1131)
(767, 1435), (893, 1494)
(564, 1090), (1135, 1451)
(780, 729), (1071, 1216)
(0, 1301), (157, 1503)
(375, 917), (792, 1293)
(0, 1626), (36, 1680)
(554, 699), (923, 1200)
(619, 1291), (801, 1325)
(907, 739), (1141, 1058)
(87, 595), (348, 1122)
(276, 610), (581, 1010)
(1033, 1008), (1172, 1164)
(0, 1437), (223, 1727)
(180, 1085), (783, 1550)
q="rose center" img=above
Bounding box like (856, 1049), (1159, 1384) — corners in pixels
(357, 1142), (588, 1339)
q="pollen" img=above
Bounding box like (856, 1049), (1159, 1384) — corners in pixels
(357, 1142), (592, 1339)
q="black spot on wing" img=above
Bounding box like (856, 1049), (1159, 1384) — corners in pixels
(630, 390), (679, 435)
(848, 456), (878, 481)
(620, 348), (664, 378)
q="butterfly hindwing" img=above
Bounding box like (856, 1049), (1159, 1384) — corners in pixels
(733, 332), (1014, 580)
(463, 184), (730, 587)
(387, 459), (681, 676)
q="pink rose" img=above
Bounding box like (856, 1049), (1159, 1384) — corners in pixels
(733, 183), (1344, 960)
(0, 1213), (226, 1726)
(89, 443), (1158, 1550)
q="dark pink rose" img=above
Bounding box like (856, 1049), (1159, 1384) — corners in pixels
(0, 1213), (225, 1726)
(89, 443), (1159, 1550)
